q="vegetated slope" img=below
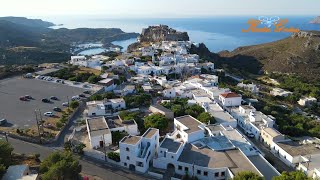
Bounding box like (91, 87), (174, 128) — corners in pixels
(218, 31), (320, 81)
(0, 16), (54, 28)
(0, 17), (139, 65)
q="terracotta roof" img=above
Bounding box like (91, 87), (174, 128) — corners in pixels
(220, 92), (241, 98)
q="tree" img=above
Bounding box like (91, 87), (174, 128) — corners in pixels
(87, 75), (101, 84)
(197, 112), (216, 124)
(233, 171), (263, 180)
(0, 164), (6, 179)
(0, 141), (13, 167)
(39, 151), (81, 180)
(272, 171), (311, 180)
(185, 104), (205, 118)
(112, 131), (128, 145)
(144, 114), (169, 133)
(107, 152), (120, 162)
(69, 101), (80, 109)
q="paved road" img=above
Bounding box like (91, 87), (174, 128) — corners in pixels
(1, 135), (151, 180)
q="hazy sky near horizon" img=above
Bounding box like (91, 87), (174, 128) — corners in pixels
(0, 0), (319, 17)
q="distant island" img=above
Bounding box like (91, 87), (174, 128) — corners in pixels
(310, 16), (320, 24)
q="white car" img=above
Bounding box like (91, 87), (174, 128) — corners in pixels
(62, 102), (69, 106)
(71, 96), (80, 101)
(44, 112), (54, 117)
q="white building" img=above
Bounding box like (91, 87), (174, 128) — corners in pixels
(231, 105), (275, 140)
(86, 101), (106, 116)
(113, 84), (136, 96)
(86, 98), (126, 116)
(219, 92), (242, 107)
(120, 128), (159, 173)
(270, 88), (293, 97)
(271, 140), (320, 168)
(69, 56), (101, 69)
(99, 78), (116, 92)
(153, 115), (265, 180)
(237, 83), (259, 94)
(86, 117), (112, 148)
(2, 165), (38, 180)
(163, 88), (176, 99)
(207, 103), (237, 128)
(298, 97), (317, 107)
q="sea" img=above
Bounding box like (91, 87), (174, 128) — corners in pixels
(42, 16), (320, 53)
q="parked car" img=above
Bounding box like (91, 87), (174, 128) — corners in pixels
(83, 90), (91, 94)
(53, 107), (62, 112)
(42, 98), (50, 103)
(20, 96), (28, 101)
(71, 96), (80, 101)
(25, 95), (32, 99)
(246, 132), (255, 138)
(62, 102), (69, 107)
(50, 96), (58, 100)
(44, 112), (54, 117)
(0, 119), (7, 126)
(79, 94), (86, 98)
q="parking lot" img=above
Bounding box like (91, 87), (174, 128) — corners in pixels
(0, 76), (88, 128)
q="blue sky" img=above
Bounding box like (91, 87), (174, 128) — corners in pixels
(0, 0), (319, 17)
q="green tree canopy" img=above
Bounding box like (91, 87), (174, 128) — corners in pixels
(144, 114), (168, 133)
(87, 75), (101, 84)
(197, 112), (216, 124)
(69, 101), (80, 109)
(39, 151), (81, 180)
(0, 141), (13, 167)
(233, 171), (264, 180)
(272, 171), (311, 180)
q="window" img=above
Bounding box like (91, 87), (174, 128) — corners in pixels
(215, 172), (219, 177)
(178, 166), (182, 170)
(197, 170), (201, 175)
(126, 156), (130, 160)
(172, 156), (174, 159)
(124, 163), (127, 166)
(126, 147), (130, 152)
(204, 171), (208, 176)
(221, 172), (225, 176)
(185, 167), (189, 172)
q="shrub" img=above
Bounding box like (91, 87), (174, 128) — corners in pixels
(107, 152), (120, 162)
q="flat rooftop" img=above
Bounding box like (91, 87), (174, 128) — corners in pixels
(150, 104), (173, 113)
(178, 143), (260, 175)
(0, 77), (85, 128)
(248, 155), (280, 180)
(207, 124), (224, 132)
(191, 89), (210, 97)
(160, 138), (183, 153)
(198, 136), (235, 151)
(207, 104), (236, 123)
(175, 115), (203, 133)
(87, 117), (110, 137)
(263, 128), (282, 138)
(121, 135), (141, 145)
(143, 128), (158, 139)
(276, 140), (320, 156)
(106, 118), (135, 129)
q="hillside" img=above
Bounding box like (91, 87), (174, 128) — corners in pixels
(0, 17), (139, 65)
(0, 16), (54, 28)
(218, 31), (320, 81)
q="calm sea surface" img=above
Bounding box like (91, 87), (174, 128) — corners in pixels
(43, 16), (320, 52)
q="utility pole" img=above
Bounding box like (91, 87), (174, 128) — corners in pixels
(102, 134), (107, 161)
(34, 110), (41, 144)
(67, 96), (70, 111)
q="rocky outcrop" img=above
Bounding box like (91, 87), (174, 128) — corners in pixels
(310, 16), (320, 24)
(138, 25), (189, 42)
